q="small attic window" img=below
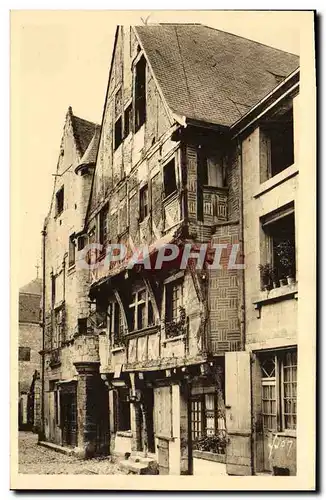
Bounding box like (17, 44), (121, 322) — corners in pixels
(56, 186), (64, 216)
(134, 56), (146, 132)
(114, 117), (123, 150)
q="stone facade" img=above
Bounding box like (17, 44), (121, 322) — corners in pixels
(19, 279), (42, 431)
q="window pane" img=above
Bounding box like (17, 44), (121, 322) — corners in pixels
(283, 350), (297, 430)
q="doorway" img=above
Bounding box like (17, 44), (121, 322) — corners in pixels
(61, 389), (77, 447)
(143, 387), (155, 454)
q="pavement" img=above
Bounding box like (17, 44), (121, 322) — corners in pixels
(18, 431), (124, 475)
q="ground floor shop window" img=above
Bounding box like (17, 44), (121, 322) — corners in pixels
(114, 388), (131, 432)
(261, 349), (297, 432)
(191, 392), (226, 454)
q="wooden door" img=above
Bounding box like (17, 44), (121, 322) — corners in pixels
(157, 438), (169, 475)
(225, 351), (252, 475)
(154, 386), (172, 474)
(61, 392), (77, 447)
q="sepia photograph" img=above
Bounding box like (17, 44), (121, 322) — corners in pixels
(10, 9), (316, 491)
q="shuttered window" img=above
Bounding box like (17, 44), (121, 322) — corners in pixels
(154, 386), (172, 438)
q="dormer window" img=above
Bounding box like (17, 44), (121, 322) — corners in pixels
(56, 186), (64, 216)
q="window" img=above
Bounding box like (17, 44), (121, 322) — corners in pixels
(139, 185), (149, 221)
(165, 279), (183, 322)
(77, 235), (85, 251)
(124, 104), (132, 138)
(19, 346), (31, 361)
(129, 288), (154, 332)
(260, 105), (294, 181)
(114, 117), (123, 150)
(134, 56), (146, 132)
(68, 235), (75, 267)
(199, 150), (224, 188)
(282, 351), (297, 430)
(261, 349), (297, 432)
(51, 274), (56, 305)
(99, 204), (109, 250)
(56, 186), (64, 216)
(108, 301), (124, 346)
(163, 158), (177, 198)
(77, 318), (88, 335)
(53, 306), (65, 347)
(114, 388), (131, 432)
(261, 205), (296, 284)
(191, 392), (226, 452)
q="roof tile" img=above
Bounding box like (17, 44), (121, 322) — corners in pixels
(135, 24), (299, 127)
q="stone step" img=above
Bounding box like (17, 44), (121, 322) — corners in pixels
(131, 455), (156, 466)
(119, 456), (158, 475)
(119, 459), (150, 475)
(38, 440), (74, 456)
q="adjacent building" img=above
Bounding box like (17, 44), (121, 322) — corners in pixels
(18, 277), (42, 431)
(41, 107), (99, 451)
(41, 24), (301, 476)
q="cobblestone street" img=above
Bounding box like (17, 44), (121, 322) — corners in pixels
(19, 432), (124, 475)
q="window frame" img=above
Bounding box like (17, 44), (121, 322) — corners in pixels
(53, 303), (65, 347)
(134, 55), (146, 133)
(19, 346), (31, 362)
(260, 204), (296, 284)
(190, 391), (226, 443)
(55, 186), (64, 216)
(68, 234), (76, 267)
(163, 158), (177, 199)
(99, 204), (109, 251)
(260, 104), (294, 183)
(114, 116), (123, 151)
(124, 103), (132, 139)
(128, 288), (154, 333)
(108, 300), (124, 347)
(139, 184), (149, 222)
(260, 349), (297, 433)
(165, 278), (183, 323)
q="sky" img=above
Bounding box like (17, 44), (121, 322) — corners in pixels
(12, 10), (301, 288)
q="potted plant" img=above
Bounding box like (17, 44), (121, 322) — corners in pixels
(271, 267), (279, 288)
(279, 276), (288, 287)
(258, 263), (272, 291)
(275, 240), (296, 285)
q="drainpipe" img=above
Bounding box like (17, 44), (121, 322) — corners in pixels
(39, 227), (46, 441)
(237, 137), (254, 474)
(237, 138), (246, 351)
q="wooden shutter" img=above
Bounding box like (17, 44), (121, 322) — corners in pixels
(225, 351), (252, 475)
(154, 386), (172, 439)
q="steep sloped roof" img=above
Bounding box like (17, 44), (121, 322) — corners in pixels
(19, 278), (42, 324)
(135, 24), (299, 127)
(69, 107), (98, 156)
(19, 278), (42, 296)
(19, 293), (41, 324)
(76, 125), (101, 172)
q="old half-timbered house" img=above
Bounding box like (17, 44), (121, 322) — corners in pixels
(77, 24), (299, 475)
